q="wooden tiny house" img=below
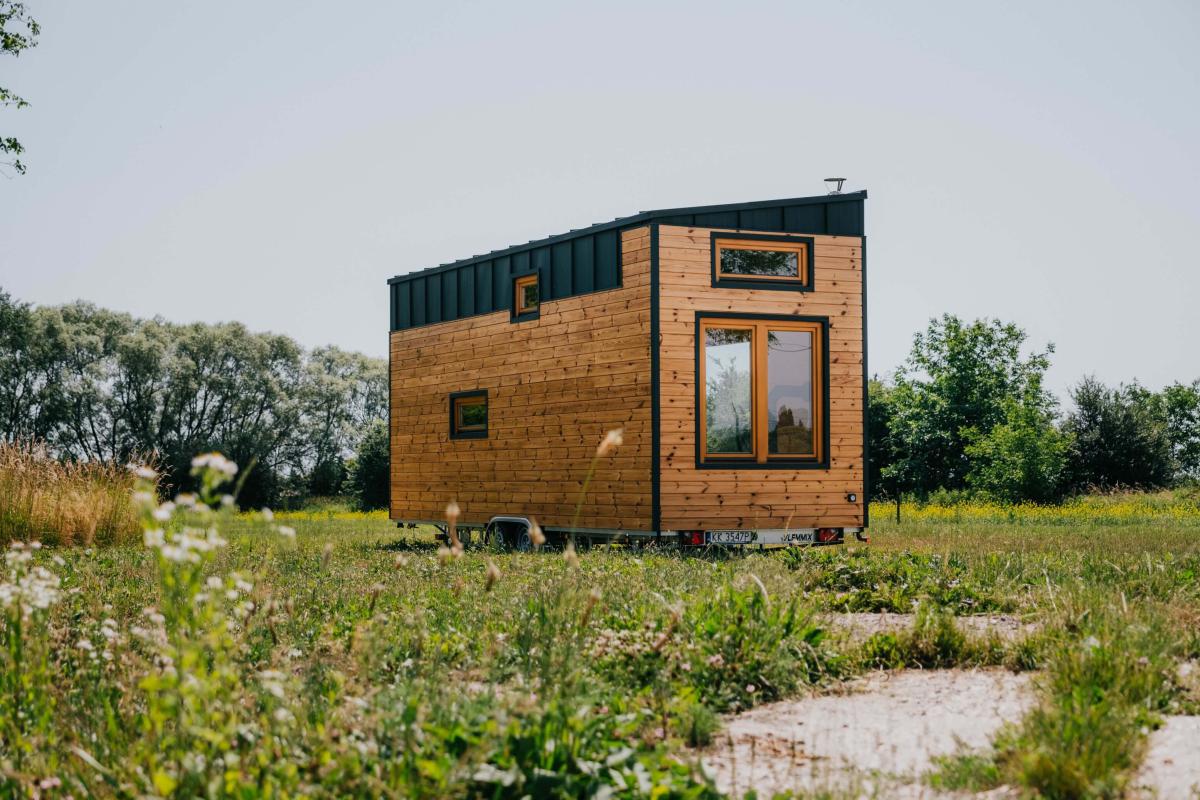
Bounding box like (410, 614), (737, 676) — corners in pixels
(388, 191), (868, 546)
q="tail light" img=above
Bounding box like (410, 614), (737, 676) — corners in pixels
(683, 531), (705, 546)
(816, 528), (840, 544)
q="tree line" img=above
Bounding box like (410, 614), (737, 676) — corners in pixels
(4, 287), (1198, 510)
(0, 288), (389, 509)
(870, 315), (1200, 503)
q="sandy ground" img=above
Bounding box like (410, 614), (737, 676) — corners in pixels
(824, 612), (1036, 642)
(701, 669), (1033, 798)
(1133, 716), (1200, 799)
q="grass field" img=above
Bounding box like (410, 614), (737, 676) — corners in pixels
(2, 484), (1199, 797)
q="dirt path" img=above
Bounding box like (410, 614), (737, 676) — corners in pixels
(701, 668), (1033, 798)
(824, 612), (1035, 641)
(1133, 716), (1200, 798)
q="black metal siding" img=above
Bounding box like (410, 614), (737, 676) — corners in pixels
(388, 192), (865, 332)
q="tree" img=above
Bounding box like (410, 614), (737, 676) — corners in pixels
(1063, 377), (1173, 491)
(866, 378), (897, 499)
(346, 419), (389, 510)
(965, 396), (1072, 503)
(1161, 380), (1200, 482)
(1, 2), (39, 175)
(884, 315), (1055, 496)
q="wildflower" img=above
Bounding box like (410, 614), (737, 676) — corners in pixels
(746, 684), (757, 694)
(596, 428), (624, 457)
(563, 542), (579, 568)
(277, 525), (296, 540)
(484, 560), (501, 591)
(436, 546), (453, 566)
(530, 520), (546, 548)
(1083, 635), (1101, 652)
(143, 528), (165, 548)
(445, 501), (461, 523)
(191, 452), (238, 478)
(132, 490), (156, 508)
(220, 494), (235, 508)
(127, 463), (157, 481)
(394, 553), (410, 568)
(261, 507), (275, 522)
(152, 501), (175, 522)
(206, 576), (223, 590)
(77, 638), (94, 652)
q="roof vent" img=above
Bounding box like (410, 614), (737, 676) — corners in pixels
(825, 177), (846, 195)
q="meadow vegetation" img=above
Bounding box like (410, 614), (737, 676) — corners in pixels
(1, 451), (1198, 797)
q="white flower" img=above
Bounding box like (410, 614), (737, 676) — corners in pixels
(77, 638), (94, 652)
(175, 493), (198, 509)
(206, 576), (223, 590)
(261, 508), (274, 522)
(1083, 635), (1101, 652)
(596, 428), (624, 457)
(152, 502), (175, 522)
(132, 490), (156, 507)
(127, 464), (158, 481)
(225, 589), (239, 601)
(191, 452), (238, 478)
(277, 526), (296, 540)
(220, 494), (235, 508)
(144, 528), (165, 548)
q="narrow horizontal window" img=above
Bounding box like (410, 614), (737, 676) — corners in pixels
(698, 317), (825, 466)
(711, 234), (814, 291)
(449, 390), (488, 439)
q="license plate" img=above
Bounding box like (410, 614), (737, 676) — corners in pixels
(706, 530), (755, 545)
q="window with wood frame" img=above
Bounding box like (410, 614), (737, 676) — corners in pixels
(513, 273), (539, 317)
(698, 317), (825, 466)
(711, 234), (813, 291)
(449, 390), (488, 439)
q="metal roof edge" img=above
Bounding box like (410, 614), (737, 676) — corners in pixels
(386, 190), (867, 285)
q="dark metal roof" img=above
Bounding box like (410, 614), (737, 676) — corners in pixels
(388, 190), (866, 331)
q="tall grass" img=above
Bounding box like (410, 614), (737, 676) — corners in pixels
(0, 442), (139, 547)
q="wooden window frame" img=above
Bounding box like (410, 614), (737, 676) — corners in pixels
(449, 389), (488, 440)
(710, 232), (814, 292)
(694, 313), (829, 469)
(511, 272), (540, 322)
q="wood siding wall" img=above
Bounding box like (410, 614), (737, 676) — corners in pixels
(389, 227), (653, 531)
(657, 225), (865, 530)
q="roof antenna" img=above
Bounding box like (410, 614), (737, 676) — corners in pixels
(825, 177), (846, 195)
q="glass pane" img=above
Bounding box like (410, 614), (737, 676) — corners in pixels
(720, 247), (799, 278)
(766, 329), (814, 455)
(704, 328), (753, 455)
(521, 281), (539, 309)
(457, 399), (487, 430)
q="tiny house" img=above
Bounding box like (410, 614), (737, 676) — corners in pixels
(387, 190), (868, 547)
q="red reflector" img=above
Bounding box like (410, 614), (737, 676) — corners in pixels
(816, 528), (839, 543)
(685, 531), (705, 546)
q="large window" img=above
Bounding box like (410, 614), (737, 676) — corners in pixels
(711, 234), (814, 291)
(449, 390), (488, 439)
(697, 316), (826, 466)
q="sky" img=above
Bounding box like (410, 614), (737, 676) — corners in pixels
(0, 1), (1197, 400)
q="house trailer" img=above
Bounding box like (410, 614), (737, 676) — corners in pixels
(387, 190), (868, 548)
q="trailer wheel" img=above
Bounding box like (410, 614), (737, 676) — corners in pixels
(486, 520), (535, 552)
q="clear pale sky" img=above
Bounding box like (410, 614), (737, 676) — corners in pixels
(1, 1), (1196, 398)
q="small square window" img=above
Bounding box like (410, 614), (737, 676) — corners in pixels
(449, 390), (487, 439)
(512, 273), (540, 320)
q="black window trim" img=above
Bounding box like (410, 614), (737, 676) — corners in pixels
(693, 311), (830, 470)
(710, 232), (815, 292)
(449, 389), (488, 440)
